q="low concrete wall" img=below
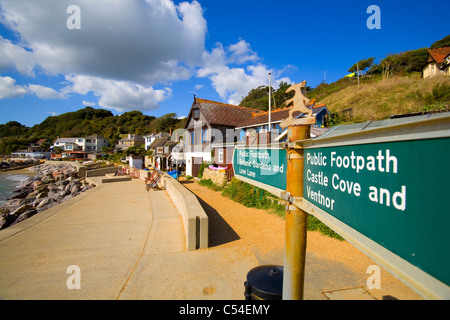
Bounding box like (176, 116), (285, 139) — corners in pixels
(162, 174), (208, 251)
(86, 166), (119, 177)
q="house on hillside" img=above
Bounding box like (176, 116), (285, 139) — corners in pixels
(423, 47), (450, 79)
(184, 97), (262, 177)
(80, 134), (109, 152)
(143, 132), (171, 151)
(147, 137), (181, 170)
(29, 139), (50, 152)
(115, 134), (145, 151)
(52, 135), (108, 152)
(52, 138), (78, 151)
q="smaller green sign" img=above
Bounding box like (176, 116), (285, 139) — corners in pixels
(233, 147), (287, 195)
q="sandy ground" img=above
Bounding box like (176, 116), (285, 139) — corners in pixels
(182, 180), (423, 300)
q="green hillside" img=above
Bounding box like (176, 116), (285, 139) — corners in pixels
(239, 35), (450, 124)
(0, 108), (186, 154)
(317, 73), (450, 124)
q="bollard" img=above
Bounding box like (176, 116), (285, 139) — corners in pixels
(244, 266), (283, 300)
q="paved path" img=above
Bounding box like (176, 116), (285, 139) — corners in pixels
(0, 179), (180, 299)
(0, 179), (257, 300)
(0, 178), (422, 300)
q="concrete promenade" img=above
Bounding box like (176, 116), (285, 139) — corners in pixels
(0, 177), (423, 300)
(0, 178), (255, 300)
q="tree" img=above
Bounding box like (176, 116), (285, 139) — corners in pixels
(348, 57), (375, 74)
(381, 54), (400, 80)
(155, 113), (178, 132)
(430, 34), (450, 49)
(239, 81), (295, 111)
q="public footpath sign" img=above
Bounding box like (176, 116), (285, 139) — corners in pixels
(233, 147), (287, 198)
(299, 115), (450, 299)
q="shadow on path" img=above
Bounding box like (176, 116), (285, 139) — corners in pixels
(181, 181), (240, 248)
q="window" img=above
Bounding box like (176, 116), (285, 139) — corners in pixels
(218, 149), (224, 163)
(202, 129), (207, 144)
(193, 109), (200, 119)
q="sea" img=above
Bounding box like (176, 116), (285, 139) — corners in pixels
(0, 170), (36, 204)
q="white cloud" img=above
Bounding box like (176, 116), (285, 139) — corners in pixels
(27, 84), (66, 99)
(0, 0), (207, 112)
(64, 75), (172, 112)
(0, 37), (35, 76)
(0, 0), (206, 84)
(197, 40), (292, 105)
(0, 1), (294, 112)
(227, 39), (259, 64)
(82, 101), (96, 107)
(0, 76), (28, 99)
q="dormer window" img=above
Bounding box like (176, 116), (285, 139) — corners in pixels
(193, 109), (200, 119)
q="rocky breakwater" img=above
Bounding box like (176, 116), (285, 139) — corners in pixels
(0, 163), (95, 230)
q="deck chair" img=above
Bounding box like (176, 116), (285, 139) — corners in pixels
(145, 170), (163, 191)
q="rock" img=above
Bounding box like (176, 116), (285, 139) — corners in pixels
(19, 197), (35, 207)
(10, 191), (28, 200)
(33, 180), (43, 191)
(36, 185), (49, 193)
(36, 198), (52, 210)
(0, 163), (94, 229)
(10, 204), (32, 217)
(10, 210), (37, 226)
(70, 184), (81, 194)
(36, 191), (49, 199)
(0, 199), (21, 212)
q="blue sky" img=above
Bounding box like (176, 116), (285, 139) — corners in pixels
(0, 0), (448, 127)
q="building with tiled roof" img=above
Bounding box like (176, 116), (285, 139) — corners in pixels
(423, 47), (450, 79)
(184, 97), (260, 176)
(185, 98), (262, 129)
(183, 96), (329, 177)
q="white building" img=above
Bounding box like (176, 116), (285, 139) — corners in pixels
(52, 134), (109, 152)
(143, 132), (171, 151)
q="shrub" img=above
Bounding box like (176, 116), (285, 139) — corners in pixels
(198, 162), (210, 178)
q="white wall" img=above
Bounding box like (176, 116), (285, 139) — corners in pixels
(185, 151), (212, 177)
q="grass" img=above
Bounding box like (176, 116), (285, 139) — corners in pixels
(319, 74), (450, 123)
(199, 177), (343, 240)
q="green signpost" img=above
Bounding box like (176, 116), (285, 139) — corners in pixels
(303, 138), (450, 290)
(233, 114), (450, 299)
(233, 147), (287, 198)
